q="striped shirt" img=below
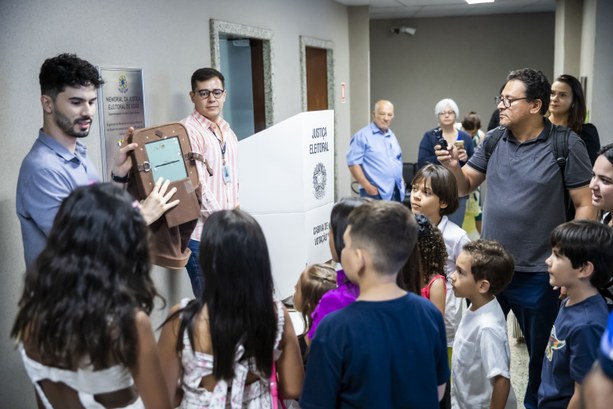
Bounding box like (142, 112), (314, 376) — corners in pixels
(181, 110), (239, 241)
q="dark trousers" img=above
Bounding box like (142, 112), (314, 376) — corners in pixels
(497, 272), (560, 409)
(185, 239), (204, 297)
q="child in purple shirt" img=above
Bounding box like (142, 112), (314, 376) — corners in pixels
(308, 198), (368, 341)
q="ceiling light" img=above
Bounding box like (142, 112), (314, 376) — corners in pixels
(466, 0), (495, 4)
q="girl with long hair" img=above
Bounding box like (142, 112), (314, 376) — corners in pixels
(157, 209), (303, 408)
(306, 198), (368, 342)
(12, 183), (171, 409)
(398, 214), (448, 316)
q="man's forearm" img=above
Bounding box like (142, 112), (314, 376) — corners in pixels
(348, 165), (376, 192)
(448, 164), (472, 197)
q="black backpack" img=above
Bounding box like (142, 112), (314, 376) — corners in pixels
(483, 124), (573, 220)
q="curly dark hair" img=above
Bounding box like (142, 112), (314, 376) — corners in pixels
(506, 68), (551, 115)
(39, 53), (104, 98)
(12, 183), (158, 370)
(398, 214), (447, 294)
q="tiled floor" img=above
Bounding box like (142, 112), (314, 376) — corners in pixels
(508, 312), (529, 408)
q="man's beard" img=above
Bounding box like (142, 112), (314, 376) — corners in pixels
(54, 111), (92, 138)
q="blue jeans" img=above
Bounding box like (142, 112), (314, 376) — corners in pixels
(186, 239), (204, 297)
(497, 272), (560, 409)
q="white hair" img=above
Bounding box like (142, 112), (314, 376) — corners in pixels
(434, 98), (459, 119)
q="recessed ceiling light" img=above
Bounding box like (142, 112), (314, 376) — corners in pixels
(466, 0), (495, 4)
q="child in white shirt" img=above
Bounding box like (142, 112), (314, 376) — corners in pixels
(450, 240), (517, 409)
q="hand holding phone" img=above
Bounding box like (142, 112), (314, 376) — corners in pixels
(434, 128), (448, 151)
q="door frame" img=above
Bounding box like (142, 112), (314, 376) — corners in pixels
(210, 19), (274, 128)
(300, 36), (334, 112)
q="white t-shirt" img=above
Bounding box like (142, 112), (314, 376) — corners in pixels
(438, 216), (471, 347)
(451, 297), (517, 409)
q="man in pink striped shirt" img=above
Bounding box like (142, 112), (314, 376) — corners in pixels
(181, 68), (239, 296)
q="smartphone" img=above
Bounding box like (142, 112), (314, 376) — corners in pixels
(454, 140), (465, 150)
(434, 128), (448, 150)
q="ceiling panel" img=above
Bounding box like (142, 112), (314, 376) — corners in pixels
(333, 0), (555, 19)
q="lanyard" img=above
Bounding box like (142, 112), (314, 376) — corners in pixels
(210, 125), (227, 162)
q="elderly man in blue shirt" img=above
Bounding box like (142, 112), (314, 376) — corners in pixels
(346, 100), (405, 201)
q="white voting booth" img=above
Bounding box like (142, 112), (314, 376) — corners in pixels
(239, 110), (335, 300)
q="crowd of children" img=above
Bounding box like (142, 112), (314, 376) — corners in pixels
(11, 145), (613, 408)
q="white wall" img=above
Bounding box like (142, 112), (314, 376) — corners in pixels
(369, 13), (555, 163)
(589, 0), (613, 144)
(0, 0), (350, 405)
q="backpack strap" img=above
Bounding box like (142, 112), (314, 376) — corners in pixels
(549, 124), (572, 220)
(550, 124), (571, 178)
(483, 126), (506, 162)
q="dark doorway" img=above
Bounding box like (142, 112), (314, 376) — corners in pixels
(306, 46), (328, 111)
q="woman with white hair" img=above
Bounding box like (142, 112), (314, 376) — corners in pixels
(417, 98), (474, 226)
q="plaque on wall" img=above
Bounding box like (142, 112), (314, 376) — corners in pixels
(97, 67), (146, 180)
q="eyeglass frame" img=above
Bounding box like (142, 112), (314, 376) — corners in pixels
(494, 95), (529, 109)
(194, 88), (226, 99)
(437, 110), (456, 117)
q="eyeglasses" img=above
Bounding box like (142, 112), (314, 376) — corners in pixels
(438, 111), (455, 117)
(195, 88), (225, 99)
(495, 95), (528, 108)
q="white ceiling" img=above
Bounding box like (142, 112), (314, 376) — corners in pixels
(333, 0), (555, 19)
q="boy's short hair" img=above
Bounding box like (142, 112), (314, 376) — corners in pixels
(462, 240), (515, 295)
(550, 220), (613, 288)
(412, 164), (459, 215)
(347, 201), (417, 275)
(39, 53), (104, 99)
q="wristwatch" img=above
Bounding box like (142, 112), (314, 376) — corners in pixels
(111, 172), (129, 184)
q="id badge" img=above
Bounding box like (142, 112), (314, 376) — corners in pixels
(222, 164), (232, 184)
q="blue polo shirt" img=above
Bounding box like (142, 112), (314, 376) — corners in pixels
(346, 122), (405, 201)
(16, 130), (100, 267)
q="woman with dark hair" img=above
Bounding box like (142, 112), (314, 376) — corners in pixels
(589, 144), (613, 309)
(11, 183), (172, 409)
(548, 74), (601, 164)
(157, 209), (303, 408)
(591, 144), (613, 226)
